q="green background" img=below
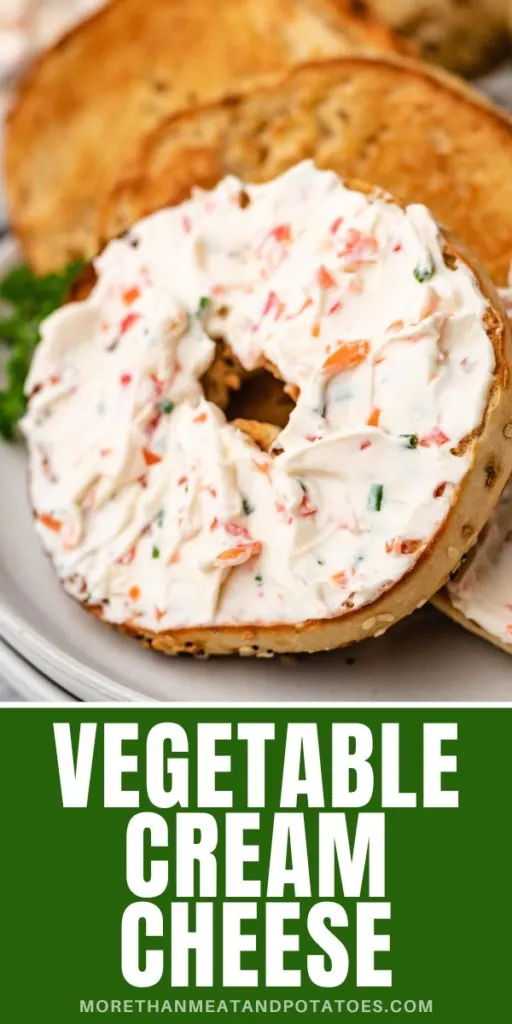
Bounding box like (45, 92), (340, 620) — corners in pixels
(0, 707), (509, 1022)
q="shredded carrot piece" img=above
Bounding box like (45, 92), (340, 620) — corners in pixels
(367, 407), (381, 427)
(155, 608), (166, 623)
(285, 297), (313, 321)
(38, 513), (62, 533)
(215, 541), (262, 567)
(129, 586), (141, 601)
(193, 412), (208, 424)
(143, 448), (162, 466)
(332, 571), (349, 586)
(317, 265), (336, 289)
(323, 340), (370, 374)
(123, 287), (141, 306)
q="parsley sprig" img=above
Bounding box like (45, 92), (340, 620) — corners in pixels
(0, 259), (85, 439)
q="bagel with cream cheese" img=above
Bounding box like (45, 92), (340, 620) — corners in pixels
(22, 162), (512, 655)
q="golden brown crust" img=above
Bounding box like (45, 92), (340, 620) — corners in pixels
(55, 187), (512, 655)
(4, 0), (404, 273)
(231, 420), (281, 452)
(99, 55), (512, 288)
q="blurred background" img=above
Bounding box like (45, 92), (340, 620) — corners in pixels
(2, 0), (512, 233)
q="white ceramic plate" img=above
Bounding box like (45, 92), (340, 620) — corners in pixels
(0, 634), (76, 702)
(1, 239), (512, 703)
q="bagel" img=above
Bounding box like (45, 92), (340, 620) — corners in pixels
(431, 279), (512, 655)
(433, 481), (512, 656)
(21, 162), (512, 656)
(4, 0), (406, 274)
(98, 56), (512, 289)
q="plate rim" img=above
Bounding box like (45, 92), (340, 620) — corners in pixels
(0, 631), (77, 702)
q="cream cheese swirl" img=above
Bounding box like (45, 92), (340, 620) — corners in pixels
(23, 162), (494, 632)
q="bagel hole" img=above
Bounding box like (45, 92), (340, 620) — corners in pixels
(226, 369), (295, 430)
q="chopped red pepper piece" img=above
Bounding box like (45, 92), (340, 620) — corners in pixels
(420, 427), (449, 448)
(120, 312), (141, 335)
(143, 449), (162, 466)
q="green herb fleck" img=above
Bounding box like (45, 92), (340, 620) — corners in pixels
(400, 434), (418, 449)
(255, 573), (263, 585)
(152, 546), (160, 559)
(158, 399), (175, 414)
(316, 556), (325, 566)
(242, 497), (254, 516)
(368, 483), (384, 512)
(413, 256), (435, 283)
(0, 259), (85, 439)
(196, 296), (210, 317)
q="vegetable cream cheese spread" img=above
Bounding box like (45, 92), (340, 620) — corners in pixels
(22, 161), (495, 633)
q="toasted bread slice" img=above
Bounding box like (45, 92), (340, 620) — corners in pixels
(101, 55), (512, 288)
(4, 0), (405, 273)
